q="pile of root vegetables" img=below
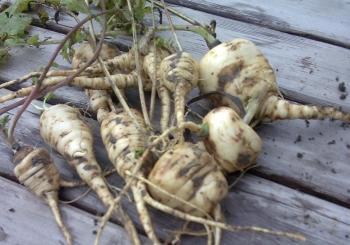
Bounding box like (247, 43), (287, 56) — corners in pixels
(1, 4), (350, 245)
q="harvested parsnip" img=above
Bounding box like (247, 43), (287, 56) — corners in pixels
(148, 142), (228, 217)
(199, 39), (350, 125)
(202, 107), (262, 173)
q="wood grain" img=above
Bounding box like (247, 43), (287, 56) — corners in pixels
(0, 176), (148, 245)
(166, 0), (350, 48)
(0, 89), (349, 244)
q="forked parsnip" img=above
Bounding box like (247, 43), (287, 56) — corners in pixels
(12, 144), (72, 245)
(199, 38), (350, 125)
(142, 47), (172, 132)
(160, 52), (199, 139)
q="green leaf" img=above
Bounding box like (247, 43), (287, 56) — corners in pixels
(37, 9), (49, 25)
(0, 115), (10, 129)
(199, 123), (209, 137)
(7, 0), (32, 14)
(60, 0), (90, 13)
(0, 48), (10, 64)
(43, 92), (55, 102)
(0, 12), (32, 37)
(26, 35), (40, 47)
(60, 30), (87, 61)
(134, 148), (145, 159)
(4, 37), (26, 46)
(51, 62), (60, 68)
(31, 76), (38, 85)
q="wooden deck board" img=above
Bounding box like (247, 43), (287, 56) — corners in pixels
(0, 90), (349, 244)
(0, 177), (148, 245)
(166, 0), (350, 48)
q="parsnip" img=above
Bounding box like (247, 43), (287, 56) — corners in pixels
(202, 107), (262, 173)
(199, 38), (350, 125)
(71, 42), (120, 70)
(99, 109), (161, 244)
(40, 104), (114, 206)
(148, 142), (228, 217)
(160, 52), (199, 138)
(13, 144), (72, 245)
(143, 47), (172, 132)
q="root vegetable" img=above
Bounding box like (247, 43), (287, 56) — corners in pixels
(39, 104), (140, 244)
(99, 109), (161, 244)
(148, 142), (228, 217)
(160, 52), (199, 138)
(143, 47), (173, 132)
(71, 42), (120, 70)
(0, 72), (148, 104)
(199, 38), (350, 125)
(202, 107), (262, 173)
(13, 145), (72, 245)
(40, 104), (114, 206)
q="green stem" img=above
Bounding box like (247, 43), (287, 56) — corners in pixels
(156, 24), (221, 49)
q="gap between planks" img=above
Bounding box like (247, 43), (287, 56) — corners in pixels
(165, 0), (350, 49)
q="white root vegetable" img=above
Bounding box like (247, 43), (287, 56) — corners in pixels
(202, 107), (262, 173)
(199, 38), (350, 125)
(148, 142), (228, 217)
(40, 104), (114, 206)
(99, 108), (161, 244)
(143, 47), (172, 132)
(13, 145), (72, 245)
(39, 104), (140, 244)
(71, 42), (120, 70)
(0, 72), (150, 104)
(160, 52), (199, 137)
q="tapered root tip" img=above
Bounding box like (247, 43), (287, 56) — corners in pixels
(261, 96), (350, 123)
(46, 192), (73, 245)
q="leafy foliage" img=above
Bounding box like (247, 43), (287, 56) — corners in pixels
(0, 115), (10, 133)
(60, 0), (90, 14)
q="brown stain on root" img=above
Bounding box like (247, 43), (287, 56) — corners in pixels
(217, 62), (244, 91)
(236, 152), (252, 168)
(13, 146), (34, 165)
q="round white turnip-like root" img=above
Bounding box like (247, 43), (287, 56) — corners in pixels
(148, 142), (227, 244)
(13, 145), (72, 245)
(199, 38), (350, 125)
(148, 142), (228, 217)
(202, 107), (262, 173)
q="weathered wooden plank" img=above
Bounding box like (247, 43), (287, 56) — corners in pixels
(0, 27), (90, 109)
(166, 6), (350, 111)
(0, 89), (349, 244)
(1, 5), (350, 112)
(0, 176), (148, 245)
(166, 0), (350, 48)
